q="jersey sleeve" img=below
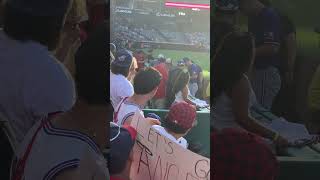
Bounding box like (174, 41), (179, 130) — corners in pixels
(118, 81), (134, 98)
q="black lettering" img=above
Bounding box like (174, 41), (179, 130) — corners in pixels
(136, 140), (152, 180)
(194, 159), (210, 179)
(167, 141), (174, 154)
(163, 138), (174, 154)
(152, 155), (164, 180)
(155, 131), (161, 148)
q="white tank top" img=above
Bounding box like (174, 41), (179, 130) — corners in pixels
(113, 98), (144, 126)
(213, 75), (257, 130)
(12, 120), (108, 180)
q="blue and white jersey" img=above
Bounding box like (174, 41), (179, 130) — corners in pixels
(12, 119), (108, 180)
(113, 98), (144, 126)
(248, 7), (281, 69)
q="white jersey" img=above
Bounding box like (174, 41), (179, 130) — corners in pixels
(12, 120), (108, 180)
(0, 31), (76, 144)
(152, 125), (188, 149)
(110, 72), (134, 109)
(113, 98), (144, 126)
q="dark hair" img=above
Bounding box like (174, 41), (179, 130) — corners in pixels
(212, 21), (237, 53)
(158, 58), (166, 63)
(111, 63), (130, 77)
(165, 68), (190, 108)
(3, 3), (65, 50)
(133, 67), (162, 95)
(163, 115), (188, 134)
(75, 22), (109, 106)
(212, 32), (254, 99)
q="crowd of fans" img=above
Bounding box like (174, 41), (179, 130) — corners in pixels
(109, 46), (209, 179)
(185, 32), (210, 49)
(112, 22), (163, 42)
(111, 16), (210, 49)
(0, 0), (210, 179)
(110, 49), (210, 111)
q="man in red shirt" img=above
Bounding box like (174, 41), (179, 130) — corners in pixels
(151, 57), (172, 109)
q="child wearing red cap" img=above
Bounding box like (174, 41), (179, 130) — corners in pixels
(152, 102), (197, 149)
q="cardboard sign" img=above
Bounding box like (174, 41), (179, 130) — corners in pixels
(130, 111), (210, 180)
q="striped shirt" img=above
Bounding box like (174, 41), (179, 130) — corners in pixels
(12, 120), (108, 180)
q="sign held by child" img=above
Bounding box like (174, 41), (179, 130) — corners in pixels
(130, 111), (210, 180)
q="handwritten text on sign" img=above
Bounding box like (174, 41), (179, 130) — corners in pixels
(130, 112), (210, 180)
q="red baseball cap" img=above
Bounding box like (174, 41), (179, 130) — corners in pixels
(167, 102), (197, 130)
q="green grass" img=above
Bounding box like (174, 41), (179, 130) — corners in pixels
(151, 49), (210, 71)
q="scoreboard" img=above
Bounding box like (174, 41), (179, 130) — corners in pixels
(112, 0), (210, 26)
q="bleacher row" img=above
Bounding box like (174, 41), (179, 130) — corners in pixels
(111, 19), (210, 49)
